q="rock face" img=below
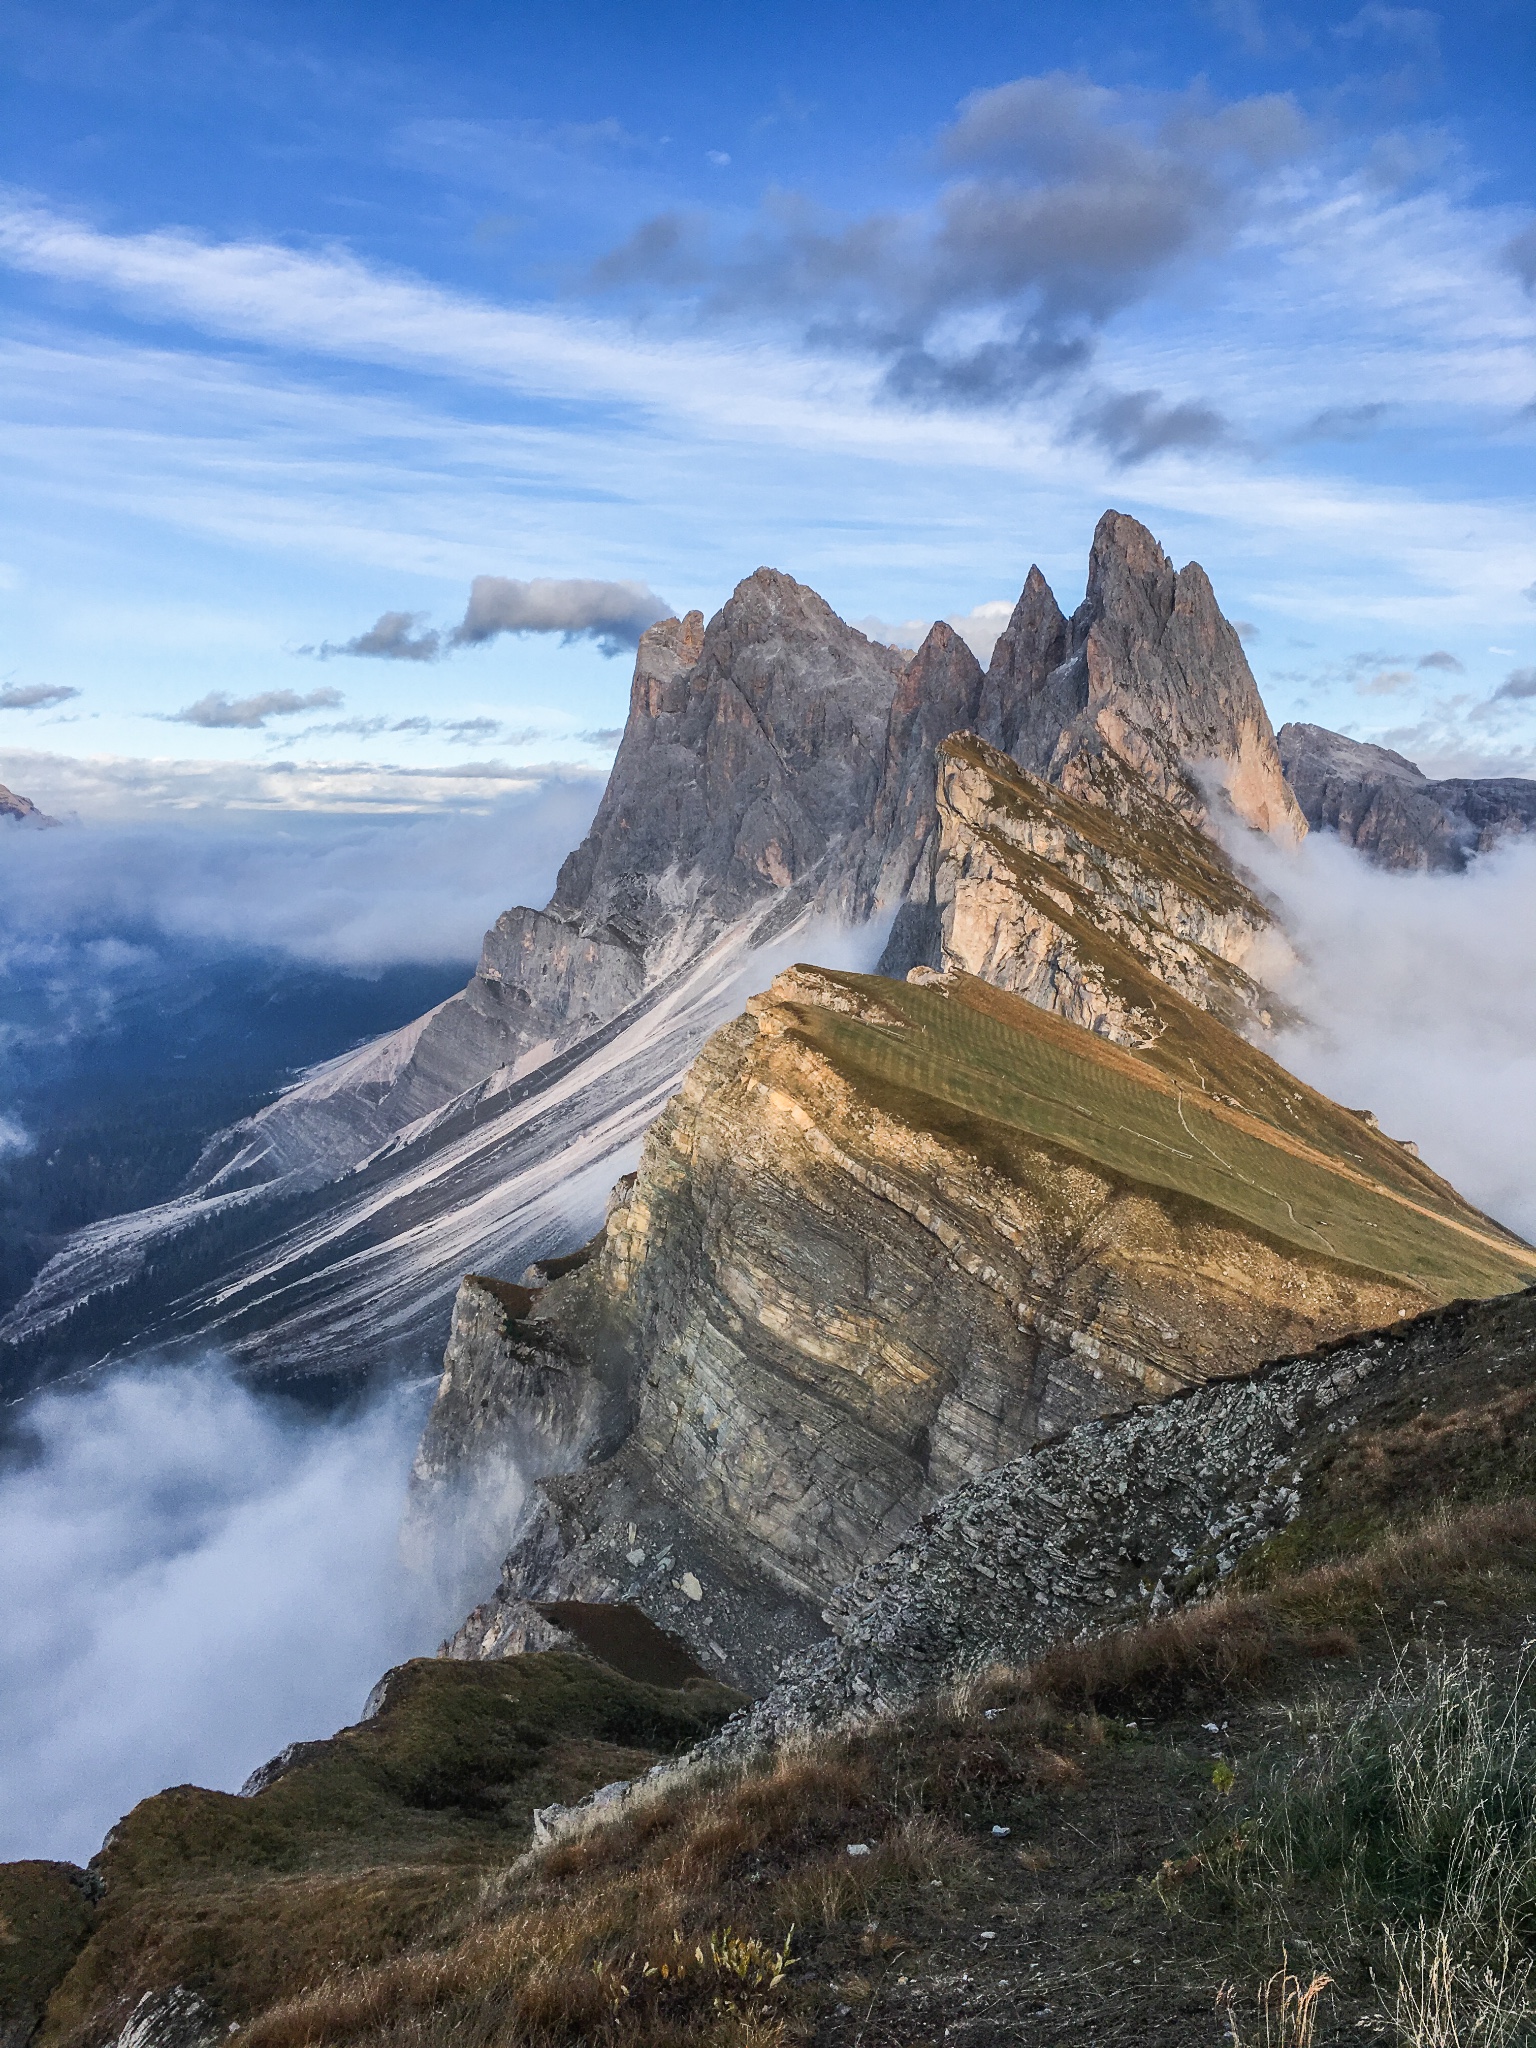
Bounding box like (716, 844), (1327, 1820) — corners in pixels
(993, 512), (1305, 844)
(424, 955), (1533, 1692)
(188, 588), (904, 1200)
(928, 735), (1286, 1042)
(708, 1286), (1536, 1748)
(1279, 722), (1536, 872)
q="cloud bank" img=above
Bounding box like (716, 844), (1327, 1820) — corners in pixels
(0, 1366), (448, 1865)
(1245, 829), (1536, 1245)
(0, 772), (604, 964)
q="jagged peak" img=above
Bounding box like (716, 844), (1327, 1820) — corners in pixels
(1085, 507), (1174, 604)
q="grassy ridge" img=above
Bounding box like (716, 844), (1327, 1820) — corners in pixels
(785, 970), (1536, 1301)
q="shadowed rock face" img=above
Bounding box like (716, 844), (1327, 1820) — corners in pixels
(1279, 722), (1536, 872)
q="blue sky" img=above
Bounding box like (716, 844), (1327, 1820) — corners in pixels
(0, 0), (1533, 815)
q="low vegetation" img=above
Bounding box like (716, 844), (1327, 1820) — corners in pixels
(9, 1293), (1536, 2046)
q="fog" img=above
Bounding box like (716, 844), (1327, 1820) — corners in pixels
(1242, 828), (1536, 1245)
(0, 774), (603, 967)
(0, 1365), (459, 1866)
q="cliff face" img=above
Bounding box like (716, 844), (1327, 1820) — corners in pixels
(423, 948), (1533, 1691)
(929, 735), (1286, 1043)
(1279, 721), (1536, 872)
(1011, 513), (1305, 843)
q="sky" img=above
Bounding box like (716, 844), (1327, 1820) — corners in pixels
(0, 0), (1532, 820)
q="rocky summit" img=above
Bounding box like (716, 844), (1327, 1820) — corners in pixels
(1279, 719), (1536, 870)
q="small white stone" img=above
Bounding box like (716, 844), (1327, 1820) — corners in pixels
(846, 1842), (871, 1857)
(679, 1571), (704, 1602)
(626, 1548), (646, 1566)
(991, 1825), (1010, 1837)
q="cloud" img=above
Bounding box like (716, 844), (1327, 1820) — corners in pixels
(853, 598), (1017, 664)
(1334, 4), (1440, 53)
(1356, 667), (1416, 696)
(1417, 649), (1464, 672)
(1501, 223), (1536, 291)
(1295, 401), (1388, 441)
(1241, 830), (1536, 1247)
(0, 1112), (31, 1157)
(1495, 667), (1536, 703)
(586, 73), (1309, 410)
(170, 687), (344, 729)
(1524, 581), (1536, 605)
(0, 1365), (452, 1864)
(1231, 619), (1259, 642)
(447, 575), (672, 656)
(0, 766), (605, 962)
(1071, 386), (1229, 464)
(314, 581), (672, 665)
(323, 610), (441, 661)
(0, 682), (80, 710)
(576, 726), (624, 746)
(706, 151), (731, 168)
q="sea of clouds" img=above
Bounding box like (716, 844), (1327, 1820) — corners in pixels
(1245, 828), (1536, 1245)
(0, 1366), (453, 1866)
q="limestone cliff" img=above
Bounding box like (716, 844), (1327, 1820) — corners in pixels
(991, 511), (1304, 843)
(424, 952), (1533, 1691)
(930, 736), (1288, 1042)
(1279, 721), (1536, 872)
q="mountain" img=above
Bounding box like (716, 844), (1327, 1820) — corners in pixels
(1279, 721), (1536, 870)
(0, 782), (55, 827)
(0, 514), (1313, 1394)
(424, 932), (1532, 1693)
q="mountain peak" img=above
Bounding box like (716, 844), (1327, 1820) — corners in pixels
(983, 511), (1305, 844)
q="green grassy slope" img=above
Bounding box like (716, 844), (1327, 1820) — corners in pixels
(784, 967), (1536, 1303)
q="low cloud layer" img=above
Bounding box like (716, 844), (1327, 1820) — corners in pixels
(171, 687), (343, 729)
(0, 772), (604, 964)
(0, 1366), (448, 1864)
(323, 578), (673, 664)
(0, 682), (79, 710)
(1243, 829), (1536, 1245)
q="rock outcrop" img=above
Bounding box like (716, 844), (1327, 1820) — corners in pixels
(0, 781), (56, 826)
(1279, 722), (1536, 871)
(927, 736), (1287, 1041)
(425, 954), (1533, 1692)
(993, 512), (1305, 845)
(709, 1285), (1536, 1749)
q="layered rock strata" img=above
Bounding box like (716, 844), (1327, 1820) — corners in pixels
(426, 956), (1533, 1692)
(1279, 721), (1536, 872)
(927, 735), (1288, 1041)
